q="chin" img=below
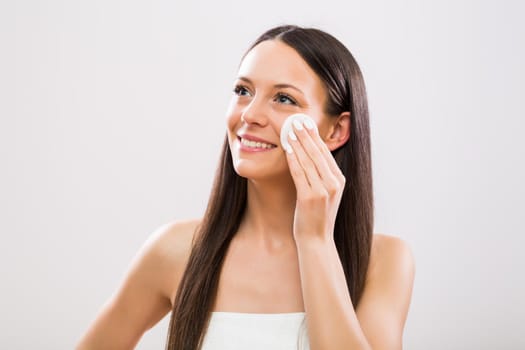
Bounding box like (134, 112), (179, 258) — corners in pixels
(232, 158), (288, 181)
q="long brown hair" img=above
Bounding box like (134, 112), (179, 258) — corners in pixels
(166, 25), (373, 350)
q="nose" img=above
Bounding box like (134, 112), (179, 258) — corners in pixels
(240, 97), (269, 127)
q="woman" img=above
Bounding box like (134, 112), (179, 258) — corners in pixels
(77, 25), (415, 350)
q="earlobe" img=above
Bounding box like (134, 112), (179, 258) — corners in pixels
(325, 112), (351, 151)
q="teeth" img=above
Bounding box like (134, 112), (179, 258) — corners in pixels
(240, 138), (275, 149)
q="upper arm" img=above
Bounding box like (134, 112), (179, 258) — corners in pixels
(356, 234), (416, 350)
(76, 220), (198, 350)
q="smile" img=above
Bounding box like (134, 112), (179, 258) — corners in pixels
(239, 137), (277, 150)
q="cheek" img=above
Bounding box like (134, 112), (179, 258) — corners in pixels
(225, 100), (240, 130)
(274, 120), (286, 139)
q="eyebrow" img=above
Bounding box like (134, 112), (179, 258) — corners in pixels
(238, 76), (305, 95)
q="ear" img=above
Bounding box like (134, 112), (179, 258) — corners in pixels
(323, 111), (351, 151)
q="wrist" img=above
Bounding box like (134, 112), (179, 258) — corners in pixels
(294, 234), (335, 251)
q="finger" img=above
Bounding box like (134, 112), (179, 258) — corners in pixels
(302, 120), (346, 183)
(292, 120), (341, 187)
(288, 126), (331, 196)
(285, 134), (311, 192)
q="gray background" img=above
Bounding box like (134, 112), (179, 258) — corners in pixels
(1, 0), (524, 349)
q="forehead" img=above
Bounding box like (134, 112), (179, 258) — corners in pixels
(238, 40), (325, 95)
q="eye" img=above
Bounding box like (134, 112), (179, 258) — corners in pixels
(275, 92), (297, 105)
(233, 84), (252, 97)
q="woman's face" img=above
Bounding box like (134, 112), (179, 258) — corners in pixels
(226, 39), (332, 181)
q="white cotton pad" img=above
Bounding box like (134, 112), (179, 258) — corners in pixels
(280, 113), (318, 151)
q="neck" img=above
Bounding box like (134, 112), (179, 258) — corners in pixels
(237, 175), (297, 250)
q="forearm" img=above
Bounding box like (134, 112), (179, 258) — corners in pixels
(296, 237), (371, 350)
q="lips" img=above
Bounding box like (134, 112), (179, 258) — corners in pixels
(237, 134), (278, 150)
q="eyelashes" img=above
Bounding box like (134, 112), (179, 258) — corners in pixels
(275, 92), (297, 105)
(233, 84), (251, 97)
(232, 84), (298, 106)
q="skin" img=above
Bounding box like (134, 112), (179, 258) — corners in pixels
(77, 40), (415, 350)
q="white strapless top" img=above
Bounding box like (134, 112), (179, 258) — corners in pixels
(200, 312), (310, 350)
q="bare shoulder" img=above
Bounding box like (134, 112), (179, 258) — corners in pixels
(113, 217), (203, 304)
(368, 233), (415, 281)
(361, 233), (416, 307)
(146, 218), (201, 262)
(76, 219), (202, 349)
(145, 218), (202, 300)
(355, 234), (415, 347)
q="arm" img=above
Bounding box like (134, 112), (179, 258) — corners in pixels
(76, 220), (197, 350)
(356, 235), (415, 349)
(286, 118), (415, 349)
(296, 234), (415, 350)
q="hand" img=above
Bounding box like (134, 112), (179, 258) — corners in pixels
(285, 118), (346, 244)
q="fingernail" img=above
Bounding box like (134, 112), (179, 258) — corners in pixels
(304, 119), (316, 130)
(292, 120), (303, 130)
(288, 130), (297, 141)
(286, 145), (293, 154)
